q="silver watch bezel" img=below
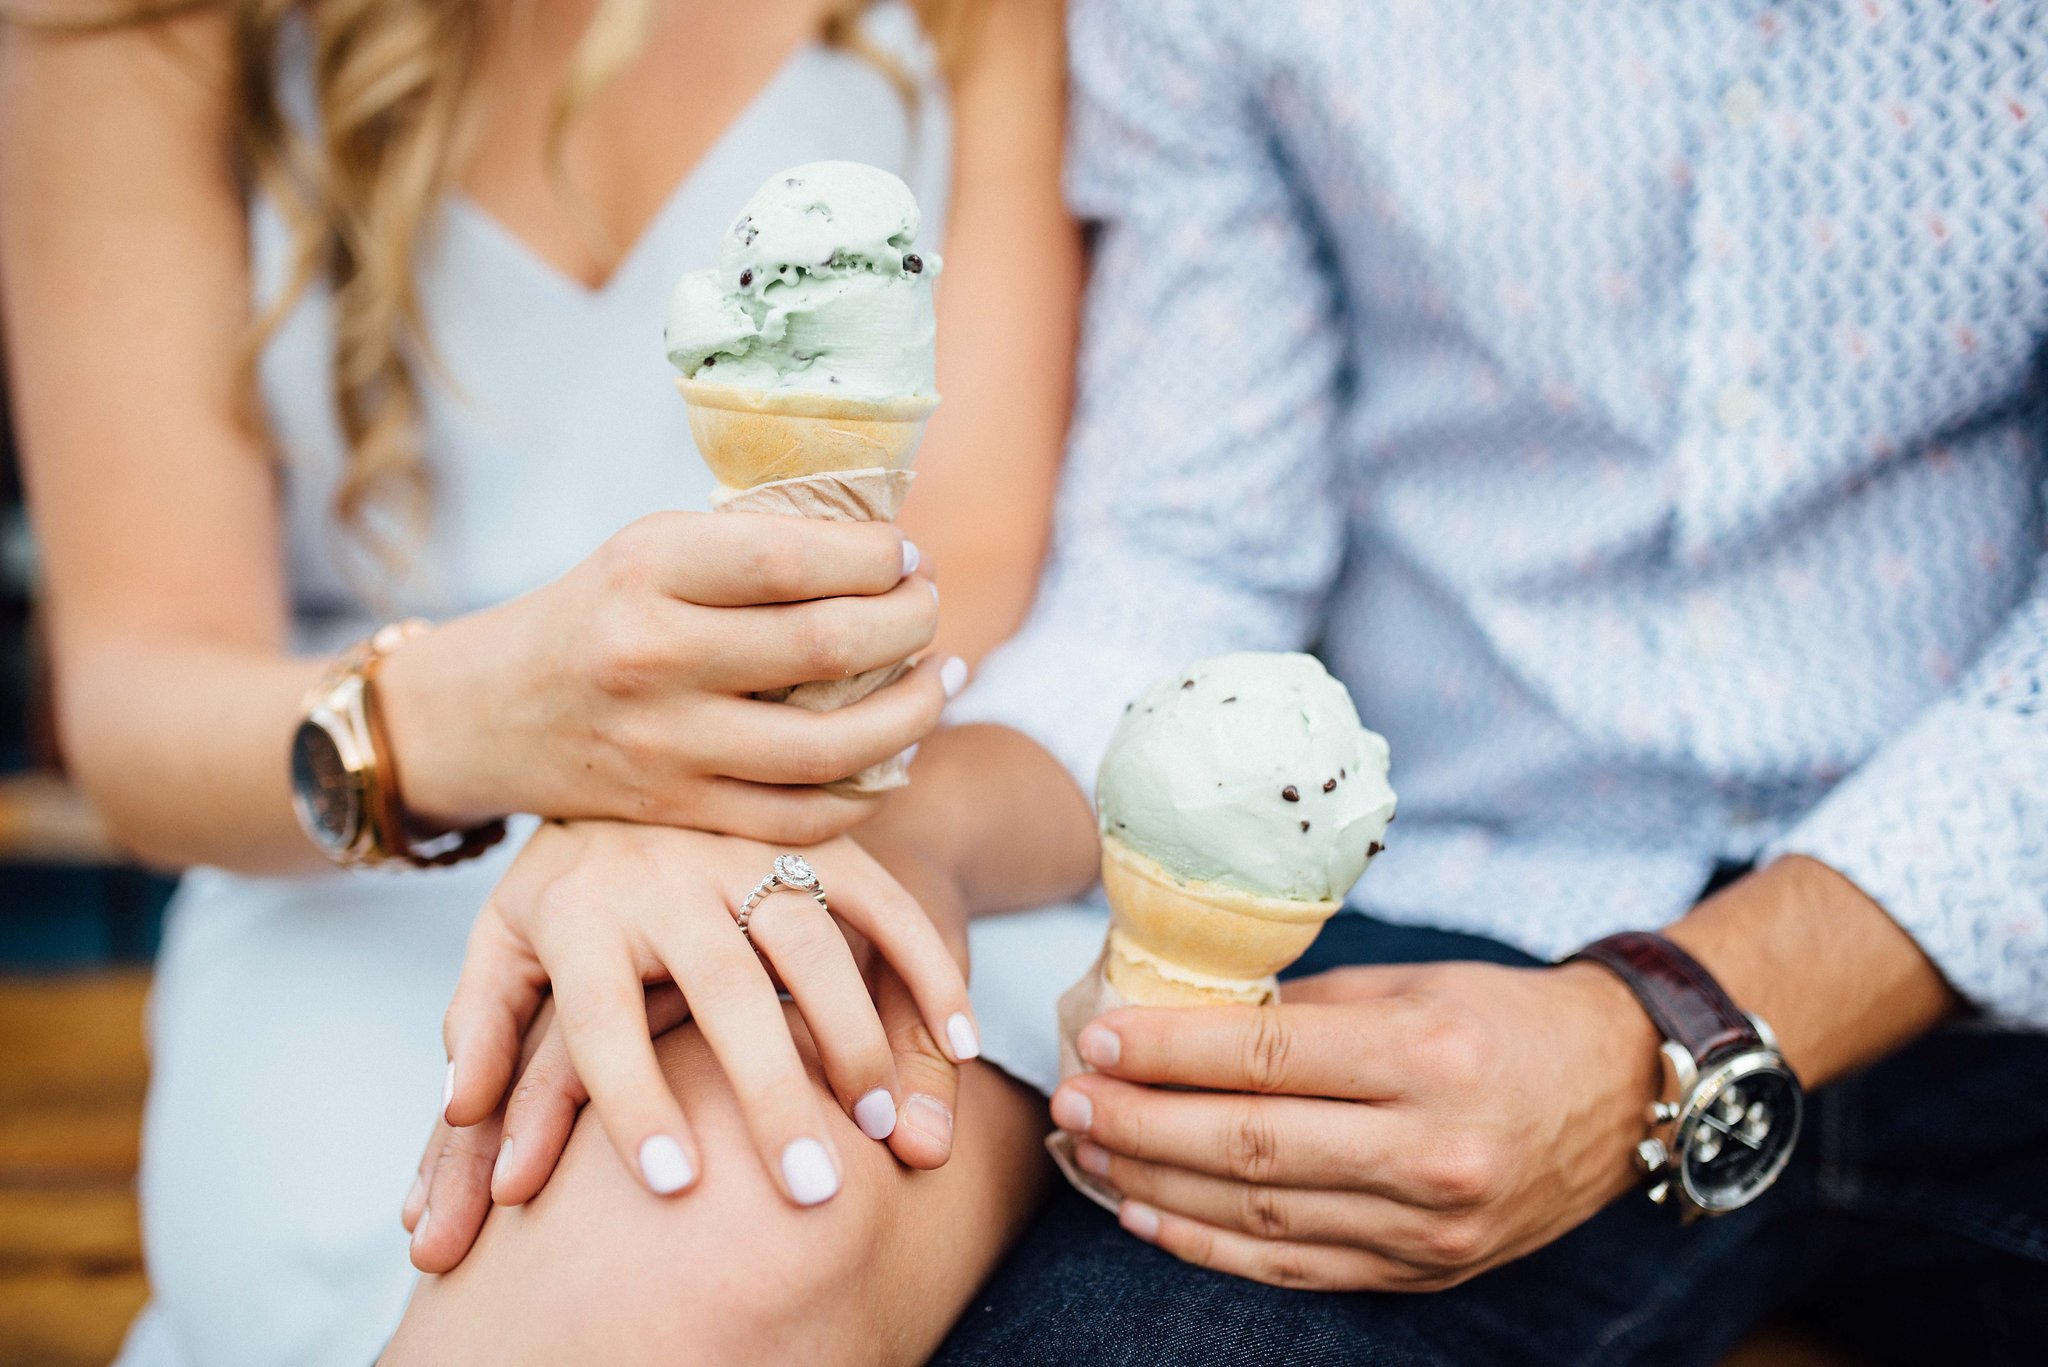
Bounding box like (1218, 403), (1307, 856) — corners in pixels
(1643, 1014), (1802, 1219)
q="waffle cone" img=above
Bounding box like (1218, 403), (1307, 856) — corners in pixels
(676, 378), (938, 796)
(1098, 836), (1340, 1006)
(676, 378), (938, 492)
(1046, 838), (1345, 1209)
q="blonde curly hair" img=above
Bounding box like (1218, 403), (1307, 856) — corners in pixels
(6, 0), (969, 569)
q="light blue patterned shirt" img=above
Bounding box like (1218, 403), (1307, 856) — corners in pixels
(956, 0), (2048, 1025)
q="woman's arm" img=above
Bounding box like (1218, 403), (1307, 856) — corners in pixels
(0, 14), (323, 870)
(1, 18), (952, 874)
(897, 0), (1080, 666)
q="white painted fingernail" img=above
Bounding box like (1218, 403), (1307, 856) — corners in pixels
(639, 1135), (695, 1195)
(492, 1136), (515, 1193)
(946, 1012), (981, 1061)
(441, 1060), (455, 1114)
(940, 656), (969, 699)
(928, 579), (941, 606)
(854, 1088), (898, 1141)
(782, 1137), (840, 1206)
(1078, 1024), (1121, 1068)
(901, 539), (921, 577)
(412, 1205), (430, 1248)
(404, 1173), (425, 1219)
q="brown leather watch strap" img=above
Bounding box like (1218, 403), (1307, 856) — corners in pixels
(1569, 931), (1761, 1067)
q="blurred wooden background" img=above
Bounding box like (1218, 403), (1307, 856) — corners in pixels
(0, 971), (150, 1367)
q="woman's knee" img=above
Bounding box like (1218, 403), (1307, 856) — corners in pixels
(387, 1021), (952, 1365)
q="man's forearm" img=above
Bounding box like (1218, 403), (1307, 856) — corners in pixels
(1664, 855), (1959, 1088)
(856, 722), (1099, 917)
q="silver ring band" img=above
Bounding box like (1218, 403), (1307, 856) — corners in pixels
(736, 854), (829, 941)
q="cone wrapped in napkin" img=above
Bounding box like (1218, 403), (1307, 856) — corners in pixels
(667, 161), (941, 794)
(1050, 652), (1397, 1209)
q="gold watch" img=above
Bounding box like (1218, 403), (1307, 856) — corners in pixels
(288, 620), (506, 868)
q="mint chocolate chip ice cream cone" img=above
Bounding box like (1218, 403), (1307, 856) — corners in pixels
(665, 161), (942, 794)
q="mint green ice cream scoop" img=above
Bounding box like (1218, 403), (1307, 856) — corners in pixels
(665, 161), (939, 399)
(1096, 653), (1396, 903)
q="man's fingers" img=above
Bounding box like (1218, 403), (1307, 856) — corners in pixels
(402, 1121), (445, 1233)
(618, 511), (915, 607)
(874, 959), (959, 1169)
(1078, 995), (1421, 1100)
(408, 1109), (502, 1275)
(700, 655), (950, 787)
(440, 905), (551, 1128)
(1116, 1201), (1421, 1293)
(1072, 1140), (1443, 1255)
(545, 931), (702, 1198)
(1050, 1075), (1406, 1194)
(490, 1021), (586, 1208)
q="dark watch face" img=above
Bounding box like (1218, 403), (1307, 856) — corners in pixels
(290, 719), (361, 853)
(1676, 1054), (1803, 1214)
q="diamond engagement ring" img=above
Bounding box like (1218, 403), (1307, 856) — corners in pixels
(736, 854), (829, 941)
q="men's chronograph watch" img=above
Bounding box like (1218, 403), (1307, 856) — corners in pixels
(1570, 931), (1803, 1220)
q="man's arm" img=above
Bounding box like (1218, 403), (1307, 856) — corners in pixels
(855, 723), (1100, 918)
(937, 0), (1353, 797)
(1049, 504), (2044, 1293)
(1747, 573), (2048, 1039)
(1667, 856), (1957, 1089)
(1679, 516), (2048, 1085)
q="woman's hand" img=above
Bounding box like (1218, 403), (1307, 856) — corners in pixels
(404, 949), (969, 1272)
(431, 820), (980, 1221)
(377, 512), (959, 844)
(1047, 960), (1663, 1291)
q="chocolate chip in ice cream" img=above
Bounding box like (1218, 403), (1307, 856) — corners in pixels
(1282, 786), (1300, 802)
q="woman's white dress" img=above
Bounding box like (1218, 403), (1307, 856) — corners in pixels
(114, 13), (1099, 1364)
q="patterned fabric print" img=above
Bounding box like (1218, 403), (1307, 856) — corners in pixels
(954, 0), (2048, 1022)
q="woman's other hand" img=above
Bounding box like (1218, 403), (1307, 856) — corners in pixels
(412, 819), (977, 1260)
(377, 512), (961, 845)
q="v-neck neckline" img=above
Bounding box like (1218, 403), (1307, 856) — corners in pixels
(445, 40), (820, 301)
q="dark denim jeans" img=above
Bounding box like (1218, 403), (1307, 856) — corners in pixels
(936, 913), (2048, 1366)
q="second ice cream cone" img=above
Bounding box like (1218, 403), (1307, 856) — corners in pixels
(1099, 836), (1339, 1006)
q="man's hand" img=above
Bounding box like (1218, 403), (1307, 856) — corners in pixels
(1049, 960), (1663, 1291)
